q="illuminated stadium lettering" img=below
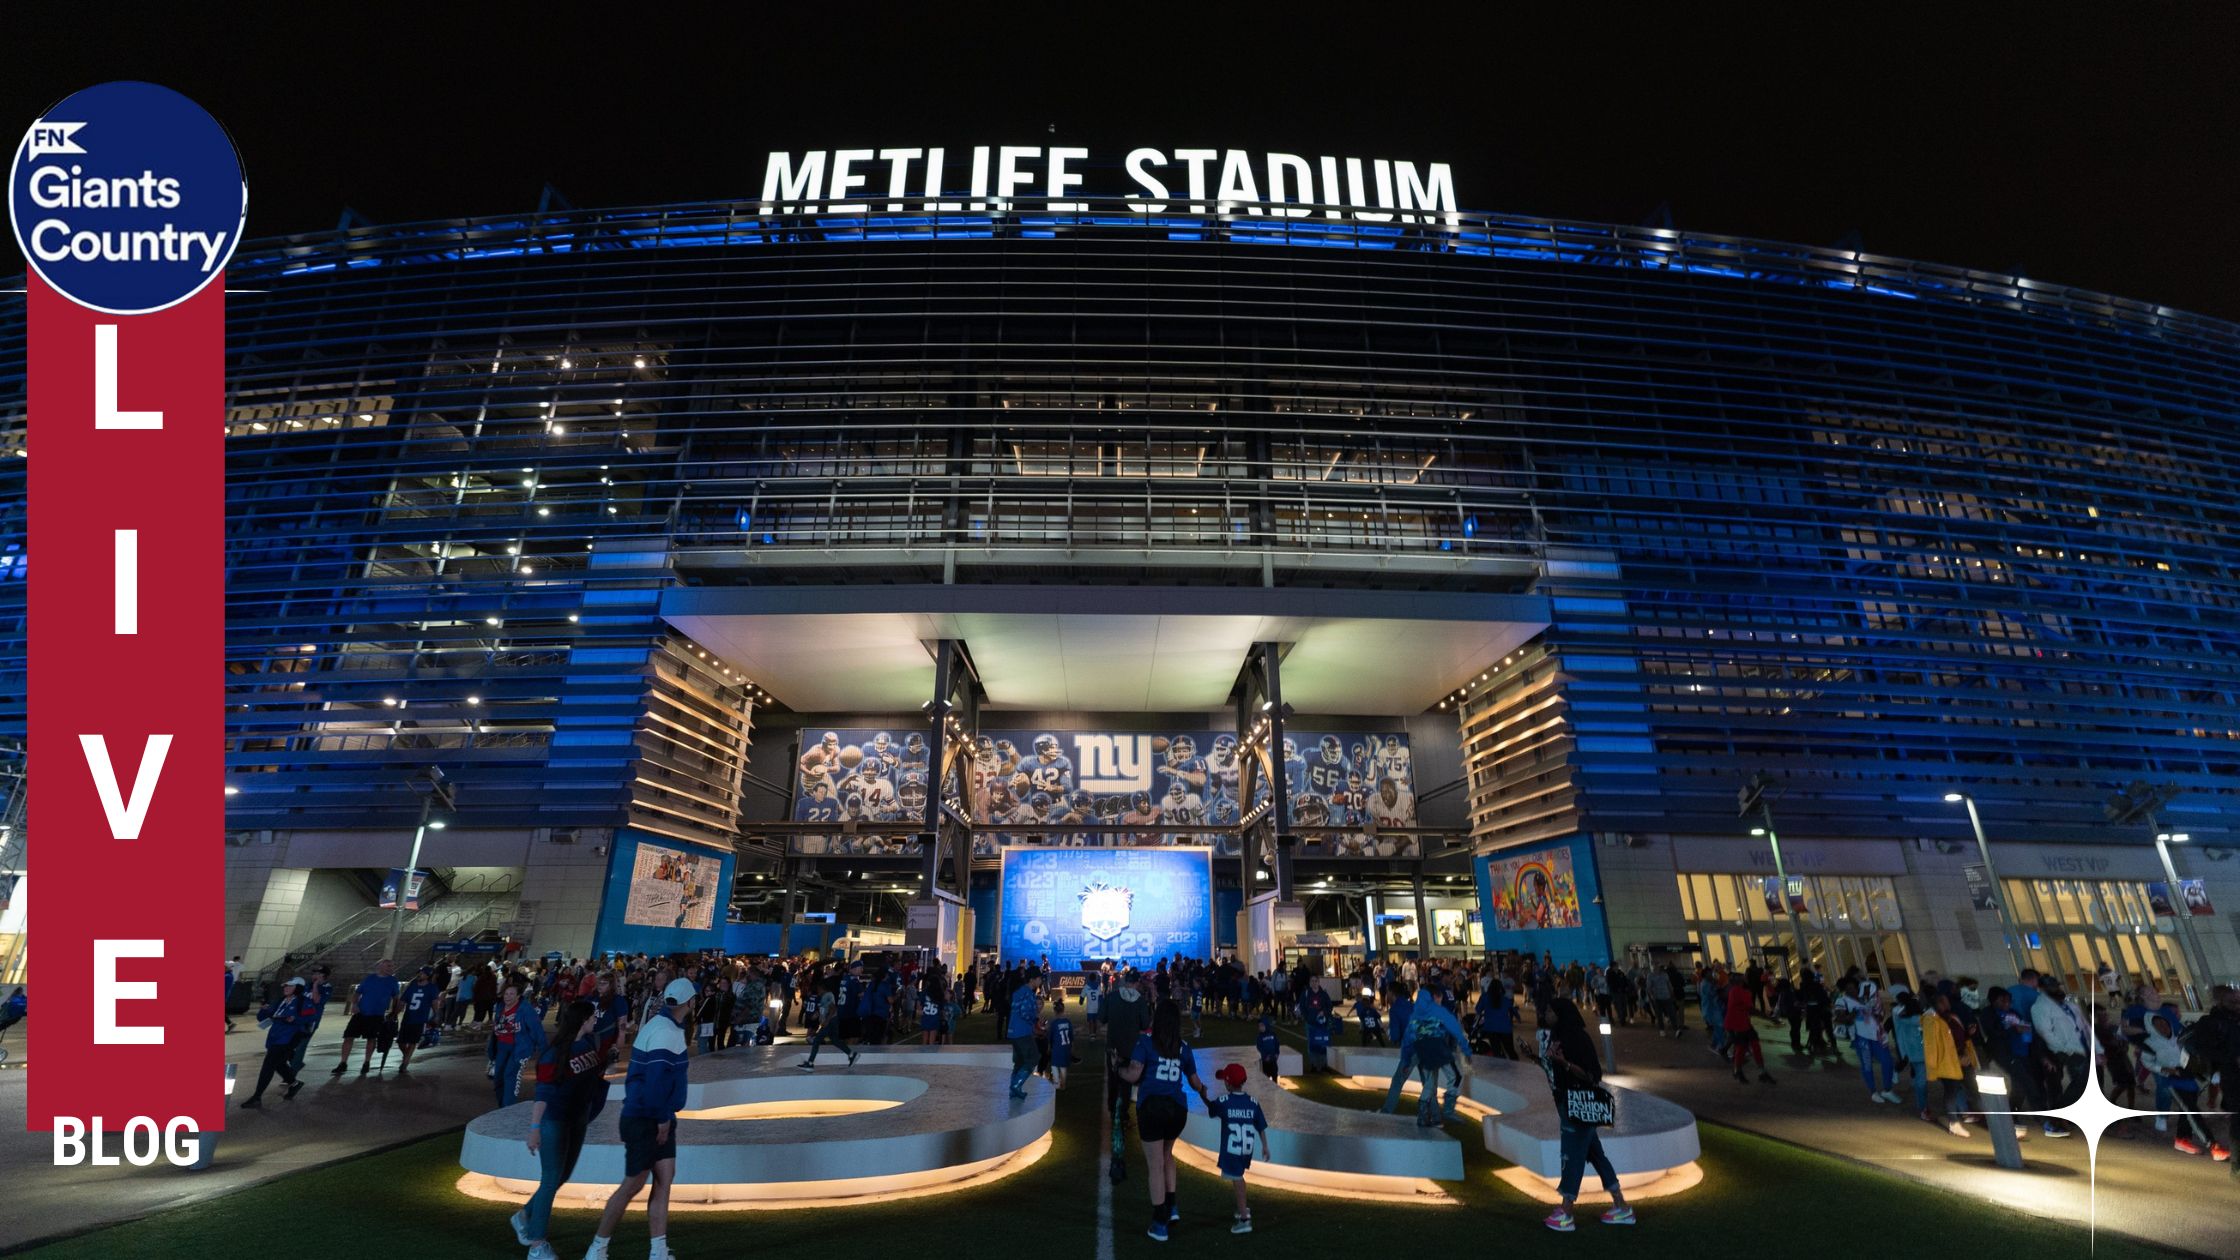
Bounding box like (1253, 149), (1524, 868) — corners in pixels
(758, 147), (1458, 223)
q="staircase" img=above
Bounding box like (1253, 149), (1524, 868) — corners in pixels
(241, 871), (522, 1005)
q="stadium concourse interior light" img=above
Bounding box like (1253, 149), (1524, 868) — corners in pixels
(223, 785), (239, 795)
(2158, 832), (2191, 842)
(1749, 827), (1766, 837)
(428, 820), (447, 830)
(1944, 792), (1966, 802)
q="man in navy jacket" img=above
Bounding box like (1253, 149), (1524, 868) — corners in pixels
(586, 993), (689, 1260)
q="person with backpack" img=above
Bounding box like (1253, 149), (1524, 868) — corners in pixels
(1401, 985), (1473, 1127)
(1538, 997), (1634, 1231)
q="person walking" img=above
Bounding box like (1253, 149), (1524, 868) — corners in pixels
(1118, 998), (1208, 1242)
(1724, 969), (1773, 1084)
(1378, 979), (1420, 1113)
(2190, 984), (2240, 1175)
(288, 965), (333, 1083)
(1537, 997), (1634, 1231)
(510, 999), (612, 1260)
(1922, 989), (1977, 1136)
(331, 958), (402, 1078)
(798, 976), (857, 1069)
(223, 957), (241, 1034)
(2032, 978), (2091, 1119)
(1400, 985), (1473, 1126)
(584, 992), (688, 1260)
(1836, 979), (1899, 1103)
(394, 965), (444, 1075)
(240, 977), (313, 1108)
(1103, 969), (1150, 1128)
(1007, 970), (1044, 1098)
(488, 982), (548, 1109)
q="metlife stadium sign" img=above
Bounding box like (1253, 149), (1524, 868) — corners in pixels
(758, 146), (1458, 222)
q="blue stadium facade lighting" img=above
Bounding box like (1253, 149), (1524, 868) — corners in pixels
(0, 194), (2234, 972)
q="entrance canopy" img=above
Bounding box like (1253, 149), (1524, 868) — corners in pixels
(661, 585), (1548, 715)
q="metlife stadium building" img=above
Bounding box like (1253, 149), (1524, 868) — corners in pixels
(1, 146), (2236, 999)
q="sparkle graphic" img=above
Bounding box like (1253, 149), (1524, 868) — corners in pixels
(1963, 986), (2225, 1250)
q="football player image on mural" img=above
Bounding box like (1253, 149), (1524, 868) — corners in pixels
(788, 727), (1418, 856)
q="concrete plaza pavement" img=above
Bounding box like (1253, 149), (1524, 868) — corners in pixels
(1589, 1013), (2239, 1258)
(0, 1016), (513, 1251)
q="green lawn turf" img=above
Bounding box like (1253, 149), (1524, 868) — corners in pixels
(15, 1006), (2166, 1259)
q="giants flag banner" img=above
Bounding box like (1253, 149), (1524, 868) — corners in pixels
(12, 82), (244, 1135)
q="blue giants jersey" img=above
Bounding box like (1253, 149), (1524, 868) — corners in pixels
(1210, 1093), (1267, 1176)
(796, 793), (841, 823)
(1051, 1016), (1074, 1066)
(1025, 755), (1074, 795)
(1160, 755), (1208, 791)
(1256, 1030), (1279, 1061)
(400, 981), (443, 1022)
(1306, 758), (1347, 797)
(1131, 1035), (1198, 1102)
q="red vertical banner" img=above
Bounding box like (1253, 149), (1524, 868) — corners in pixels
(26, 275), (226, 1132)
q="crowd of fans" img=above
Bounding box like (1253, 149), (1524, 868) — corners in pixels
(219, 940), (2240, 1252)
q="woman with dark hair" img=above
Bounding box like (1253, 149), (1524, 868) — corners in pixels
(511, 998), (611, 1260)
(1537, 997), (1634, 1231)
(1118, 997), (1209, 1242)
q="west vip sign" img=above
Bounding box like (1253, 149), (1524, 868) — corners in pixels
(11, 81), (243, 1160)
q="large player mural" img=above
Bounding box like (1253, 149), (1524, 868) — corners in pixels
(789, 726), (1419, 857)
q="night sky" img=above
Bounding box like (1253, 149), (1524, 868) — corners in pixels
(7, 11), (2239, 320)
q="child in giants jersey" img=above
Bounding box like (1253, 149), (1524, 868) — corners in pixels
(1207, 1063), (1268, 1234)
(1255, 1016), (1281, 1081)
(1049, 1000), (1075, 1087)
(1306, 1008), (1333, 1073)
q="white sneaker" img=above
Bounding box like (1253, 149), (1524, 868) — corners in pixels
(583, 1241), (610, 1260)
(649, 1238), (674, 1260)
(529, 1245), (558, 1260)
(1946, 1121), (1969, 1137)
(511, 1210), (534, 1245)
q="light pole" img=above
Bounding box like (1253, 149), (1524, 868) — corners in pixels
(2153, 830), (2209, 1009)
(1943, 793), (2029, 977)
(1740, 772), (1810, 982)
(382, 767), (455, 962)
(2107, 781), (2209, 1008)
